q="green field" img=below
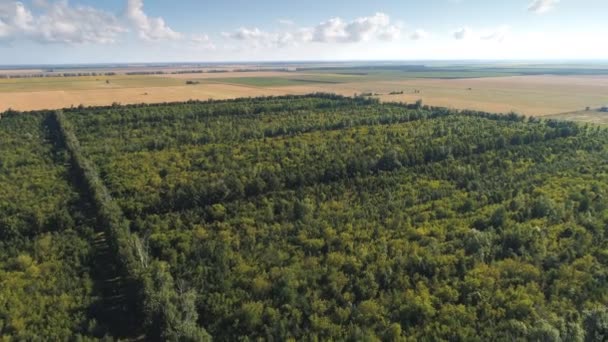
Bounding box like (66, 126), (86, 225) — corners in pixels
(546, 109), (608, 126)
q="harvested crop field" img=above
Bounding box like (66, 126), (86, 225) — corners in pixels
(0, 83), (292, 111)
(279, 75), (608, 116)
(1, 72), (607, 118)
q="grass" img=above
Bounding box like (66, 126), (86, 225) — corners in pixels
(544, 109), (608, 126)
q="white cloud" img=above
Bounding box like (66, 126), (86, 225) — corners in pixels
(453, 27), (472, 40)
(36, 2), (126, 44)
(191, 33), (210, 43)
(191, 34), (215, 49)
(227, 27), (266, 41)
(12, 2), (34, 30)
(125, 0), (181, 41)
(377, 24), (401, 41)
(223, 13), (401, 50)
(223, 27), (299, 48)
(0, 2), (33, 37)
(410, 29), (429, 40)
(0, 19), (10, 38)
(453, 26), (510, 42)
(0, 1), (125, 44)
(312, 13), (401, 43)
(528, 0), (559, 14)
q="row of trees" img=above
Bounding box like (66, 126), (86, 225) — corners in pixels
(53, 111), (211, 341)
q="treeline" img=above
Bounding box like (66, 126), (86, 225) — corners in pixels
(51, 111), (211, 341)
(0, 67), (293, 79)
(0, 72), (117, 79)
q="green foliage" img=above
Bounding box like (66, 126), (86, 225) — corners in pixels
(3, 94), (608, 339)
(0, 113), (99, 339)
(584, 307), (608, 342)
(53, 110), (210, 340)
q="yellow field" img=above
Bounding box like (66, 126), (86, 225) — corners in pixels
(1, 72), (607, 118)
(0, 84), (289, 111)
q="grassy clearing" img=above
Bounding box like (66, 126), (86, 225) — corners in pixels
(544, 109), (608, 126)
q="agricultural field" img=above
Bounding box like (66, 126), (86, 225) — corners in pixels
(196, 75), (350, 87)
(3, 94), (604, 340)
(0, 75), (184, 92)
(1, 64), (607, 120)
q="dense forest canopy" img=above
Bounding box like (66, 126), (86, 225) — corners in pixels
(0, 113), (103, 339)
(1, 94), (608, 340)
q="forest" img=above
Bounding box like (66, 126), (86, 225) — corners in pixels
(1, 94), (608, 340)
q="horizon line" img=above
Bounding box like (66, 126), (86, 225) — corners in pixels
(2, 58), (608, 69)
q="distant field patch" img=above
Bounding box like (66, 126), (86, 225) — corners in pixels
(199, 75), (351, 87)
(399, 71), (520, 79)
(298, 65), (608, 80)
(298, 67), (523, 79)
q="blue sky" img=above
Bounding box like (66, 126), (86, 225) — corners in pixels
(0, 0), (606, 64)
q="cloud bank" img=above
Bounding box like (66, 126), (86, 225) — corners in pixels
(0, 1), (125, 44)
(410, 29), (429, 40)
(528, 0), (559, 14)
(453, 27), (472, 40)
(452, 26), (509, 42)
(0, 0), (556, 60)
(0, 0), (183, 44)
(222, 12), (402, 48)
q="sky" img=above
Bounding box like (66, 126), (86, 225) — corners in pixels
(0, 0), (607, 64)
